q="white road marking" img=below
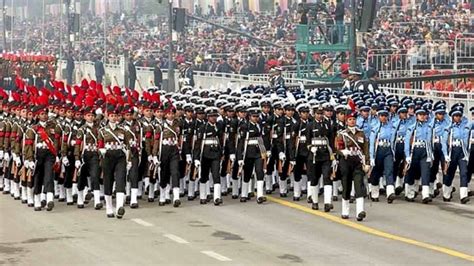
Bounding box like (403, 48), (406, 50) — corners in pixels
(131, 218), (154, 227)
(201, 251), (232, 262)
(163, 234), (189, 244)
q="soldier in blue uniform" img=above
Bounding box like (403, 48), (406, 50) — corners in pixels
(467, 107), (474, 197)
(429, 102), (449, 198)
(441, 105), (470, 204)
(404, 107), (433, 203)
(369, 105), (396, 203)
(356, 103), (371, 137)
(392, 105), (409, 195)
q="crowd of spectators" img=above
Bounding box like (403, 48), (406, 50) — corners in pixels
(2, 0), (472, 79)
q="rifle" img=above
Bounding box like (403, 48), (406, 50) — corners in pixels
(238, 123), (250, 177)
(196, 124), (208, 182)
(113, 75), (120, 86)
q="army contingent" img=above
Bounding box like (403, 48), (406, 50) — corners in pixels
(0, 73), (472, 222)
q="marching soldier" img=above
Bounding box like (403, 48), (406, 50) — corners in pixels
(265, 102), (284, 194)
(335, 110), (370, 221)
(369, 106), (396, 203)
(74, 98), (102, 210)
(122, 105), (142, 208)
(98, 103), (132, 218)
(276, 103), (296, 197)
(442, 105), (470, 204)
(429, 103), (449, 198)
(193, 107), (224, 205)
(181, 103), (197, 200)
(292, 104), (310, 201)
(230, 104), (248, 199)
(153, 102), (182, 207)
(404, 107), (433, 203)
(306, 105), (335, 211)
(139, 96), (158, 202)
(23, 98), (62, 212)
(392, 105), (409, 195)
(237, 107), (268, 204)
(332, 105), (347, 201)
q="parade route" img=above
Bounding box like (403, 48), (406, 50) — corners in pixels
(1, 185), (473, 265)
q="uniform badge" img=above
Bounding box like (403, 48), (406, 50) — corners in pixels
(357, 137), (364, 143)
(118, 133), (125, 140)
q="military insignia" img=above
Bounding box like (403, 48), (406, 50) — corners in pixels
(357, 137), (364, 142)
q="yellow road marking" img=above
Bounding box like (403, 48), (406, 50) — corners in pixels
(267, 196), (474, 262)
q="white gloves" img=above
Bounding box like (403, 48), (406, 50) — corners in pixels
(331, 160), (338, 168)
(0, 150), (3, 161)
(15, 156), (21, 167)
(279, 152), (286, 161)
(28, 161), (35, 170)
(55, 157), (60, 164)
(127, 162), (132, 171)
(444, 157), (450, 164)
(186, 154), (192, 164)
(310, 147), (317, 154)
(99, 148), (106, 157)
(194, 160), (201, 167)
(62, 157), (70, 166)
(229, 154), (236, 162)
(290, 161), (296, 166)
(75, 160), (81, 169)
(405, 157), (411, 165)
(148, 155), (153, 163)
(95, 108), (103, 116)
(4, 152), (9, 163)
(238, 160), (244, 166)
(370, 159), (375, 167)
(266, 151), (271, 158)
(153, 156), (159, 166)
(341, 149), (351, 157)
(12, 153), (17, 162)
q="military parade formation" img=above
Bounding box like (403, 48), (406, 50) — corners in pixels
(0, 70), (473, 223)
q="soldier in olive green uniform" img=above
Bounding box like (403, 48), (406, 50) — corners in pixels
(335, 110), (370, 221)
(23, 103), (62, 212)
(98, 105), (132, 219)
(121, 104), (142, 208)
(60, 106), (80, 205)
(2, 103), (14, 195)
(12, 105), (30, 203)
(153, 103), (182, 207)
(74, 101), (103, 210)
(139, 100), (158, 202)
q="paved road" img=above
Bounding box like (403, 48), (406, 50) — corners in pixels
(1, 183), (473, 265)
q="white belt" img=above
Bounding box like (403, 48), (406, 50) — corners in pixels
(433, 136), (440, 143)
(452, 140), (462, 147)
(470, 139), (474, 145)
(203, 139), (219, 145)
(162, 139), (178, 146)
(311, 139), (327, 146)
(35, 142), (47, 149)
(105, 143), (124, 150)
(247, 140), (259, 145)
(378, 140), (391, 147)
(272, 133), (277, 139)
(396, 136), (404, 143)
(84, 144), (98, 151)
(413, 141), (426, 147)
(285, 134), (291, 140)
